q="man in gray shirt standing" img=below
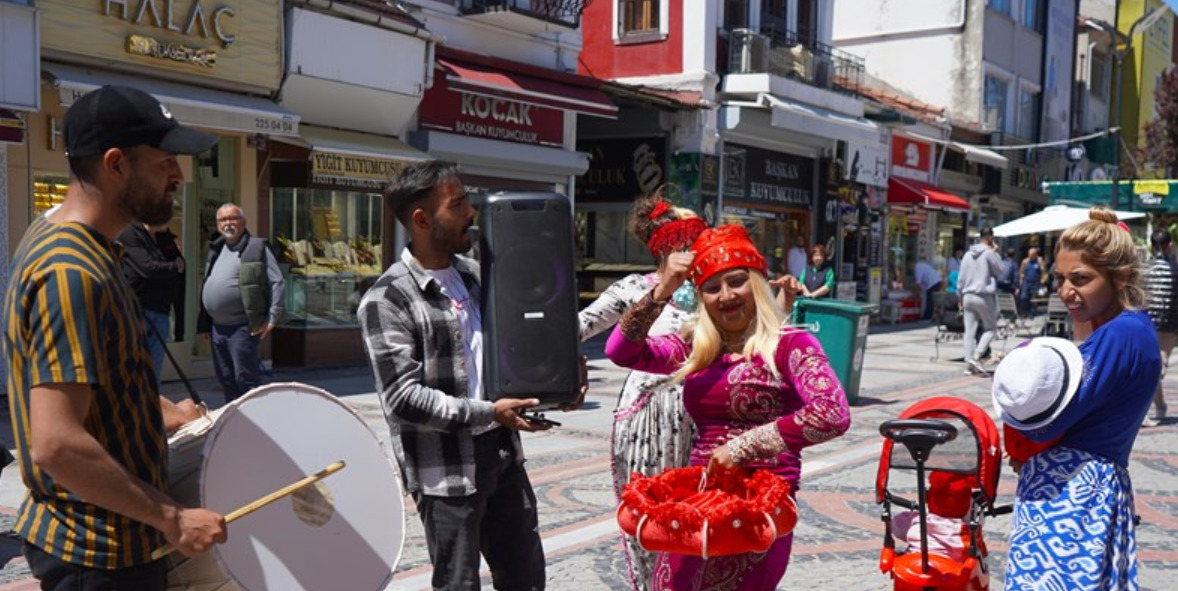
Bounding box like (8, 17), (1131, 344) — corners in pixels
(197, 204), (284, 403)
(957, 226), (1004, 376)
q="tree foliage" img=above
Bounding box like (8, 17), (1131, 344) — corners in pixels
(1143, 67), (1178, 176)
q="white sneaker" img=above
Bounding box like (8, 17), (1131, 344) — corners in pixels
(967, 358), (989, 376)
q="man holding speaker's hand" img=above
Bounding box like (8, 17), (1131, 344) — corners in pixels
(358, 161), (547, 590)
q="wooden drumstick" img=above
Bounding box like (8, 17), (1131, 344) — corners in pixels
(151, 460), (347, 560)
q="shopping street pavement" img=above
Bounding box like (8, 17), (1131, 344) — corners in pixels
(0, 319), (1176, 590)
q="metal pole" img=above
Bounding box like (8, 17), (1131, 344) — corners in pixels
(1113, 51), (1124, 210)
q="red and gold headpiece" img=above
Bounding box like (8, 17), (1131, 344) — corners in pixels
(688, 224), (767, 286)
(646, 204), (707, 260)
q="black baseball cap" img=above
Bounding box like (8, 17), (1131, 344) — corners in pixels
(979, 226), (994, 238)
(63, 85), (218, 158)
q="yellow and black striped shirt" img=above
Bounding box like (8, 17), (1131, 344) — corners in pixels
(1, 216), (166, 568)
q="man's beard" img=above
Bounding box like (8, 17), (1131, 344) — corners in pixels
(432, 222), (472, 255)
(122, 174), (175, 226)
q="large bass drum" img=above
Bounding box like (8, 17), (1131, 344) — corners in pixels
(165, 382), (404, 591)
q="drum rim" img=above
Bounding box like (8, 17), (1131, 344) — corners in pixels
(199, 381), (405, 589)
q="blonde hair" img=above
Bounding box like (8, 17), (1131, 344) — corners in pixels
(674, 271), (786, 382)
(1057, 207), (1145, 310)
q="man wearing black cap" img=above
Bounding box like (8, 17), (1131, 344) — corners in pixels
(0, 86), (227, 589)
(957, 226), (1005, 375)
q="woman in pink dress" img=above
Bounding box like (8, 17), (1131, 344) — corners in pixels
(606, 225), (851, 590)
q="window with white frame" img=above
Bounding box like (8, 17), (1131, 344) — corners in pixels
(984, 75), (1011, 132)
(1018, 87), (1041, 140)
(619, 0), (659, 35)
(987, 0), (1012, 17)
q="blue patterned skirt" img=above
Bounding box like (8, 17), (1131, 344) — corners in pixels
(1005, 447), (1137, 591)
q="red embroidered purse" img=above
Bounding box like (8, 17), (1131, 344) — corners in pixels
(617, 466), (797, 558)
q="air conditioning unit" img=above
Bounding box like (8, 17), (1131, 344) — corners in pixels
(730, 29), (769, 74)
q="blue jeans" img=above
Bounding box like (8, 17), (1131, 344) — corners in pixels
(210, 323), (260, 404)
(143, 310), (170, 387)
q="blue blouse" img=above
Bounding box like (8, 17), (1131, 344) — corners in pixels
(1025, 310), (1160, 467)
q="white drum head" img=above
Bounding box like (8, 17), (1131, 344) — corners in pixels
(200, 383), (403, 591)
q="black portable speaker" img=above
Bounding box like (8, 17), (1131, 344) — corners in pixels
(480, 192), (580, 409)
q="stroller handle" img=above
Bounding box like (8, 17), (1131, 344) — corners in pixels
(880, 419), (958, 464)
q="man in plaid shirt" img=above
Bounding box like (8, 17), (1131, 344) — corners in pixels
(358, 160), (557, 590)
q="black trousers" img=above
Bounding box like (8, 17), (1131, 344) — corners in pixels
(24, 543), (165, 591)
(413, 428), (546, 591)
(922, 282), (943, 320)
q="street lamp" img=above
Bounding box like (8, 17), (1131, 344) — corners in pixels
(1084, 4), (1170, 209)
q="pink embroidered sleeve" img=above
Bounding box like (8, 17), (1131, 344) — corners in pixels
(604, 291), (691, 375)
(771, 329), (851, 451)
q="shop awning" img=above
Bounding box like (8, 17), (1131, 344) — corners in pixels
(289, 125), (431, 191)
(993, 205), (1145, 237)
(44, 63), (299, 137)
(410, 129), (589, 185)
(1047, 180), (1178, 214)
(887, 178), (971, 211)
(435, 56), (617, 118)
(949, 142), (1008, 170)
(763, 94), (881, 147)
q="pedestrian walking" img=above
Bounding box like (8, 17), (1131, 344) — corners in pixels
(913, 259), (942, 320)
(957, 227), (1004, 375)
(196, 204), (284, 404)
(0, 85), (226, 590)
(1017, 247), (1045, 315)
(606, 224), (850, 590)
(358, 160), (574, 590)
(154, 225), (187, 342)
(576, 191), (706, 591)
(1144, 229), (1178, 427)
(997, 248), (1018, 294)
(787, 234), (807, 279)
(1000, 207), (1159, 590)
(118, 222), (184, 386)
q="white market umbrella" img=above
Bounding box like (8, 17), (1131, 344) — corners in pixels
(992, 205), (1146, 237)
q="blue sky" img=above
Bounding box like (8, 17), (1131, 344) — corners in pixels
(1164, 1), (1178, 16)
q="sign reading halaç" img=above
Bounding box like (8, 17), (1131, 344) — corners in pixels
(39, 0), (282, 92)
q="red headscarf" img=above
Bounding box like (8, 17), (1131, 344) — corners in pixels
(926, 471), (976, 519)
(646, 202), (707, 260)
(688, 225), (768, 286)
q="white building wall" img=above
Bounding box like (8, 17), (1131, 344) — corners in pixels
(413, 1), (583, 73)
(832, 0), (983, 123)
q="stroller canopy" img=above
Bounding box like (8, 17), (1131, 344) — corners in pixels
(875, 396), (1001, 508)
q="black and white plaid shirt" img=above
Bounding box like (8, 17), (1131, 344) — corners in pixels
(358, 248), (522, 496)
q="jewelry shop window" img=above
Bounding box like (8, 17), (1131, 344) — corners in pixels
(270, 188), (383, 327)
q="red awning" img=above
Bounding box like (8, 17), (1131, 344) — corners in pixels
(436, 56), (618, 118)
(887, 178), (971, 211)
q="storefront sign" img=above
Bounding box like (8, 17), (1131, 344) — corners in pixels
(722, 144), (814, 209)
(845, 135), (889, 188)
(311, 152), (406, 191)
(1135, 179), (1170, 206)
(577, 137), (665, 202)
(419, 76), (564, 148)
(38, 0), (282, 91)
(891, 136), (933, 183)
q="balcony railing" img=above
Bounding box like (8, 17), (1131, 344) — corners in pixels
(461, 0), (586, 29)
(726, 27), (864, 97)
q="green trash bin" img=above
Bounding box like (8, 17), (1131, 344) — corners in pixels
(794, 299), (877, 404)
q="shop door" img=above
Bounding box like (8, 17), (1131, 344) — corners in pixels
(183, 137), (238, 364)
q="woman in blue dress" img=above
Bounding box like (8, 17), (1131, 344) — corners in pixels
(1005, 208), (1160, 590)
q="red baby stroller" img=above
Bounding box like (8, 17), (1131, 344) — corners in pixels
(876, 396), (1011, 590)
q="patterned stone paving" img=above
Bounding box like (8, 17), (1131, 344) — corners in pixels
(0, 323), (1176, 590)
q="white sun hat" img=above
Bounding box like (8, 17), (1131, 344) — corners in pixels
(991, 337), (1084, 431)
